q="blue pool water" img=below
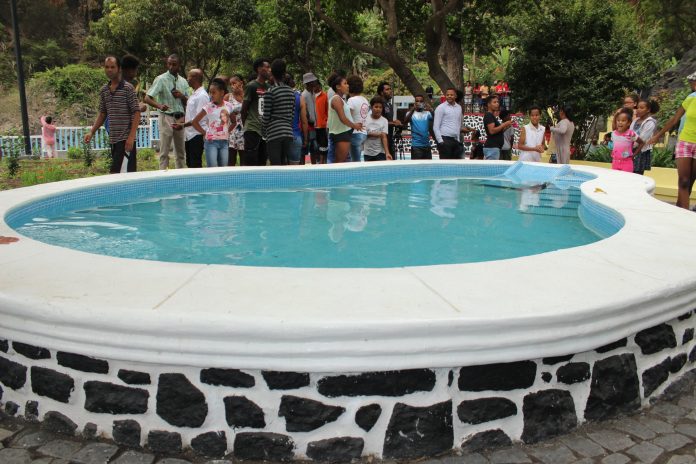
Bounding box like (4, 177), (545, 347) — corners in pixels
(12, 176), (609, 268)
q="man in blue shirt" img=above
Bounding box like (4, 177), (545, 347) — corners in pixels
(404, 94), (434, 160)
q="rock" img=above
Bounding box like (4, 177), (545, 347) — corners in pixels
(542, 355), (574, 365)
(233, 432), (294, 461)
(383, 401), (453, 459)
(317, 369), (436, 397)
(355, 404), (382, 432)
(683, 328), (694, 345)
(0, 339), (7, 352)
(0, 356), (27, 390)
(191, 431), (227, 458)
(461, 429), (512, 452)
(457, 397), (517, 424)
(200, 368), (255, 388)
(147, 430), (182, 454)
(643, 358), (671, 397)
(113, 419), (141, 448)
(584, 354), (640, 421)
(262, 371), (310, 390)
(41, 411), (77, 436)
(306, 437), (364, 462)
(84, 381), (148, 414)
(635, 324), (677, 355)
(156, 373), (207, 427)
(521, 389), (577, 443)
(670, 354), (687, 373)
(4, 401), (18, 415)
(557, 362), (591, 384)
(12, 342), (50, 360)
(595, 338), (627, 354)
(223, 396), (265, 429)
(650, 47), (696, 95)
(279, 395), (345, 432)
(118, 370), (151, 385)
(541, 372), (552, 383)
(31, 367), (74, 403)
(24, 401), (38, 421)
(459, 361), (536, 391)
(56, 352), (108, 374)
(83, 423), (98, 439)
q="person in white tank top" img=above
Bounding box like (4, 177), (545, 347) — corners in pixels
(517, 106), (546, 162)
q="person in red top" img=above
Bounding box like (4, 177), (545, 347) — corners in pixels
(314, 82), (329, 164)
(40, 115), (57, 159)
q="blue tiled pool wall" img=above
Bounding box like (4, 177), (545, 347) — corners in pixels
(4, 164), (620, 238)
(578, 195), (626, 238)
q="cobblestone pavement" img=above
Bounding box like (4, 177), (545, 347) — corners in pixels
(3, 372), (696, 464)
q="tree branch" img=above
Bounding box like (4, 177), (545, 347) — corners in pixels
(377, 0), (399, 47)
(314, 0), (388, 60)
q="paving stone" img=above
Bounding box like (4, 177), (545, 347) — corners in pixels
(30, 458), (54, 464)
(70, 442), (119, 464)
(155, 459), (192, 464)
(666, 456), (696, 464)
(625, 441), (664, 463)
(0, 448), (32, 464)
(110, 450), (156, 464)
(678, 395), (696, 409)
(642, 417), (675, 434)
(12, 431), (56, 449)
(601, 454), (631, 464)
(0, 427), (17, 441)
(529, 444), (575, 464)
(676, 424), (696, 438)
(652, 403), (690, 420)
(588, 431), (635, 452)
(487, 448), (532, 464)
(444, 454), (489, 464)
(560, 436), (606, 457)
(653, 433), (692, 452)
(37, 439), (82, 459)
(202, 461), (233, 464)
(573, 459), (595, 464)
(613, 418), (658, 440)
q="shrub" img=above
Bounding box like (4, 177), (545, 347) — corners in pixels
(20, 165), (70, 186)
(67, 146), (84, 160)
(584, 145), (612, 163)
(651, 147), (675, 168)
(33, 64), (104, 109)
(83, 141), (94, 168)
(138, 148), (155, 161)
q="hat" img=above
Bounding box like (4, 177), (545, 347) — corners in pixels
(302, 72), (318, 84)
(688, 70), (696, 81)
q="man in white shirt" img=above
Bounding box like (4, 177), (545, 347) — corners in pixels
(433, 88), (463, 159)
(180, 69), (208, 168)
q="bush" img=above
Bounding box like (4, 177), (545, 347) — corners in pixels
(20, 165), (70, 186)
(138, 148), (156, 161)
(67, 146), (84, 160)
(651, 147), (675, 168)
(33, 64), (104, 109)
(584, 145), (612, 163)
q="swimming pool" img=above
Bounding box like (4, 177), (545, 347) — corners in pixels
(1, 161), (695, 460)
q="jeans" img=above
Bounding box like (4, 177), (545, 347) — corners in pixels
(350, 132), (367, 162)
(364, 152), (387, 162)
(243, 131), (267, 166)
(266, 136), (294, 165)
(483, 147), (501, 160)
(438, 136), (463, 159)
(185, 134), (204, 168)
(204, 139), (229, 167)
(411, 146), (432, 160)
(290, 134), (303, 164)
(110, 141), (137, 173)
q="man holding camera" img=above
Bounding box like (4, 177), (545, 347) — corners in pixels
(404, 94), (434, 160)
(144, 54), (189, 169)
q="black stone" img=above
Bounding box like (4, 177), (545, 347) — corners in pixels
(678, 311), (692, 320)
(12, 342), (50, 359)
(83, 423), (98, 440)
(542, 354), (574, 365)
(224, 396), (265, 428)
(317, 369), (436, 397)
(584, 354), (640, 421)
(671, 353), (688, 373)
(0, 356), (27, 390)
(690, 345), (696, 363)
(355, 404), (382, 432)
(521, 389), (577, 444)
(84, 381), (148, 414)
(306, 437), (364, 462)
(595, 338), (628, 353)
(541, 372), (552, 383)
(461, 429), (512, 452)
(557, 362), (591, 384)
(683, 328), (694, 345)
(118, 369), (151, 385)
(57, 352), (108, 374)
(457, 398), (517, 424)
(113, 420), (141, 448)
(42, 411), (77, 435)
(643, 358), (671, 397)
(383, 401), (453, 459)
(459, 361), (536, 392)
(156, 373), (207, 427)
(448, 370), (454, 387)
(279, 395), (345, 432)
(200, 368), (255, 388)
(24, 401), (38, 421)
(4, 401), (18, 416)
(31, 367), (74, 403)
(0, 339), (7, 352)
(262, 371), (310, 390)
(147, 430), (182, 454)
(635, 324), (677, 355)
(191, 431), (227, 458)
(233, 432), (294, 461)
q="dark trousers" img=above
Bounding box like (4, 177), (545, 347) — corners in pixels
(411, 146), (432, 160)
(110, 141), (136, 173)
(185, 134), (204, 168)
(365, 152), (387, 162)
(243, 131), (267, 166)
(438, 136), (463, 159)
(267, 136), (294, 165)
(500, 149), (512, 161)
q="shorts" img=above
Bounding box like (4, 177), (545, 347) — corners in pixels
(364, 153), (387, 162)
(675, 141), (696, 159)
(315, 128), (329, 152)
(329, 129), (353, 143)
(612, 158), (633, 172)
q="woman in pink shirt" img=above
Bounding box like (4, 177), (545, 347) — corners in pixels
(611, 108), (637, 172)
(41, 116), (57, 158)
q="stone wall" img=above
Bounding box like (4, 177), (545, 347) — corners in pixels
(0, 310), (694, 461)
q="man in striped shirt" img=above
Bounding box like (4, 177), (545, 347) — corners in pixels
(263, 59), (297, 165)
(85, 56), (141, 173)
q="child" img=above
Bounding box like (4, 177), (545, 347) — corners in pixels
(469, 130), (484, 159)
(611, 107), (637, 172)
(187, 78), (237, 167)
(630, 99), (659, 175)
(41, 115), (57, 159)
(363, 96), (392, 162)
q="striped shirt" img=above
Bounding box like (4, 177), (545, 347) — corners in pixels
(262, 83), (296, 141)
(98, 80), (139, 143)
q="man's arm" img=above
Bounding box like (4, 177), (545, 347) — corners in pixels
(381, 132), (392, 160)
(84, 112), (107, 143)
(144, 77), (168, 112)
(433, 106), (443, 143)
(486, 114), (513, 135)
(300, 95), (309, 147)
(126, 110), (141, 152)
(649, 106), (686, 146)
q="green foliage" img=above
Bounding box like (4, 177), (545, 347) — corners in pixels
(100, 149), (113, 172)
(67, 146), (85, 160)
(83, 141), (95, 168)
(3, 142), (21, 178)
(651, 147), (676, 168)
(654, 83), (691, 129)
(584, 145), (612, 163)
(19, 164), (70, 186)
(632, 0), (696, 59)
(138, 148), (156, 161)
(33, 65), (104, 108)
(363, 63), (436, 96)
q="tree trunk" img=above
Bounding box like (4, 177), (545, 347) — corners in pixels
(425, 0), (461, 92)
(439, 30), (464, 89)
